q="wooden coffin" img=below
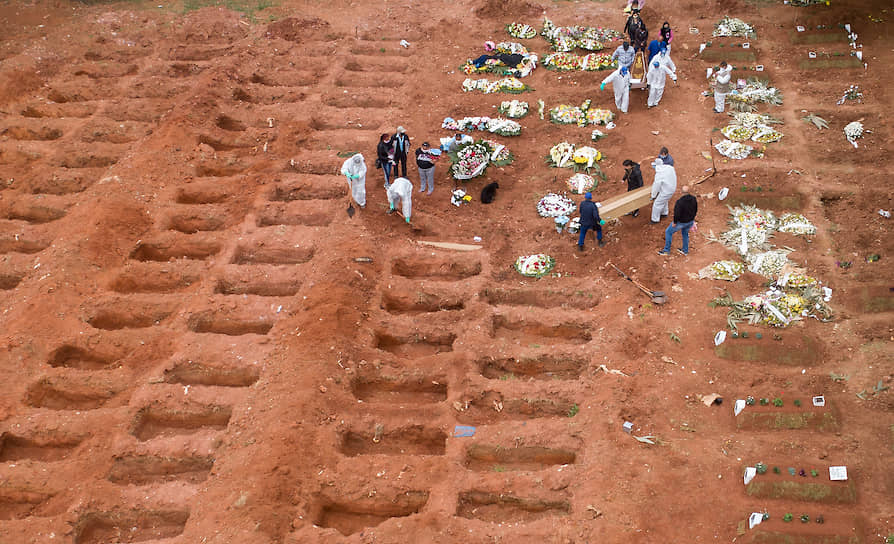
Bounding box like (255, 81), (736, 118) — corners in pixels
(597, 184), (653, 221)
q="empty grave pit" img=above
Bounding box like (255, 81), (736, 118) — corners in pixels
(374, 331), (455, 357)
(334, 74), (403, 88)
(0, 271), (24, 290)
(313, 491), (429, 537)
(464, 444), (576, 472)
(2, 125), (63, 141)
(27, 169), (99, 195)
(477, 355), (585, 380)
(381, 291), (465, 314)
(5, 204), (67, 224)
(231, 244), (314, 265)
(24, 378), (118, 411)
(249, 71), (315, 87)
(269, 183), (343, 201)
(456, 491), (570, 523)
(0, 487), (55, 520)
(48, 345), (114, 370)
(491, 315), (592, 344)
(715, 333), (821, 366)
(351, 376), (447, 403)
(196, 134), (251, 152)
(0, 237), (50, 254)
(0, 432), (83, 462)
(391, 256), (481, 280)
(165, 212), (229, 233)
(107, 454), (214, 485)
(482, 287), (597, 309)
(339, 425), (446, 457)
(110, 269), (199, 294)
(130, 239), (222, 262)
(131, 405), (232, 441)
(175, 186), (231, 204)
(215, 114), (247, 132)
(456, 392), (575, 425)
(194, 163), (248, 178)
(285, 160), (341, 176)
(164, 360), (260, 387)
(56, 154), (118, 169)
(214, 277), (301, 297)
(187, 314), (274, 336)
(73, 509), (190, 544)
(86, 306), (173, 330)
(21, 102), (94, 119)
(256, 208), (333, 227)
(322, 93), (394, 109)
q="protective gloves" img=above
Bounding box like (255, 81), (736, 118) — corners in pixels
(600, 83), (606, 91)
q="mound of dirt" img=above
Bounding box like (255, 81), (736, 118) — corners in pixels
(474, 0), (543, 19)
(265, 17), (331, 43)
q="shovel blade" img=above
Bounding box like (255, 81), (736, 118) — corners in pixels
(347, 203), (355, 218)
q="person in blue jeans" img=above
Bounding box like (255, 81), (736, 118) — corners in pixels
(658, 185), (697, 256)
(578, 192), (606, 251)
(376, 133), (395, 187)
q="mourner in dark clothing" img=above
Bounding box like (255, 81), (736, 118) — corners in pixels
(658, 186), (698, 256)
(391, 126), (411, 178)
(577, 192), (605, 251)
(376, 133), (395, 187)
(622, 159), (644, 217)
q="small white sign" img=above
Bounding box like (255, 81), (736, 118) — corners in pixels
(808, 52), (817, 59)
(744, 466), (757, 485)
(742, 42), (750, 49)
(856, 51), (863, 60)
(749, 512), (764, 529)
(844, 24), (851, 32)
(623, 421), (634, 433)
(755, 65), (764, 72)
(734, 399), (746, 416)
(829, 466), (848, 481)
(796, 25), (806, 32)
(812, 395), (825, 407)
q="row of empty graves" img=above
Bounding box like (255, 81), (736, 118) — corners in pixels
(304, 249), (605, 538)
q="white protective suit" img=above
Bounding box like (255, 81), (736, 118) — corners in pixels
(646, 63), (676, 107)
(601, 68), (631, 113)
(713, 65), (732, 112)
(340, 153), (367, 207)
(650, 161), (677, 222)
(386, 177), (413, 222)
(658, 50), (676, 72)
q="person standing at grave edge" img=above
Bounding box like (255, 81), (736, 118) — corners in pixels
(392, 126), (411, 178)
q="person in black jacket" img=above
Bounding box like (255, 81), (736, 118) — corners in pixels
(658, 185), (697, 256)
(578, 192), (606, 251)
(392, 126), (411, 178)
(376, 133), (395, 187)
(622, 159), (644, 217)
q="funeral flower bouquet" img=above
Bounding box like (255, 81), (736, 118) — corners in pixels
(715, 139), (753, 160)
(572, 146), (602, 168)
(777, 213), (816, 235)
(462, 77), (532, 94)
(699, 260), (745, 281)
(713, 16), (755, 37)
(747, 249), (792, 278)
(442, 116), (521, 136)
(565, 173), (597, 194)
(514, 253), (556, 277)
(548, 142), (576, 167)
(537, 193), (576, 217)
(449, 142), (491, 180)
(844, 121), (863, 147)
(498, 100), (529, 118)
(580, 53), (616, 71)
(480, 139), (514, 166)
(506, 22), (537, 39)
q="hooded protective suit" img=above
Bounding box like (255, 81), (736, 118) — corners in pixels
(646, 62), (676, 107)
(650, 161), (677, 222)
(713, 65), (733, 112)
(340, 153), (367, 207)
(658, 49), (676, 72)
(386, 177), (413, 222)
(601, 68), (631, 113)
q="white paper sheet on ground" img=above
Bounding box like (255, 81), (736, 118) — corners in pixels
(706, 67), (713, 79)
(856, 51), (862, 60)
(718, 187), (729, 201)
(796, 25), (806, 32)
(699, 43), (706, 54)
(605, 122), (616, 130)
(714, 330), (727, 346)
(734, 399), (746, 416)
(813, 395), (825, 407)
(749, 512), (764, 529)
(809, 51), (817, 58)
(844, 24), (851, 32)
(829, 466), (847, 481)
(744, 466), (757, 485)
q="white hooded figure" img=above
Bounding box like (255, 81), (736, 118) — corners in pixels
(340, 153), (367, 207)
(658, 48), (676, 72)
(386, 177), (413, 223)
(712, 63), (733, 113)
(600, 66), (631, 113)
(650, 160), (677, 223)
(646, 61), (676, 107)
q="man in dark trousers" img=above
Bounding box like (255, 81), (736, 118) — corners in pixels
(622, 159), (644, 217)
(578, 192), (606, 251)
(658, 185), (697, 256)
(392, 126), (411, 178)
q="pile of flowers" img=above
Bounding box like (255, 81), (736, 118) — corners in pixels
(514, 253), (556, 277)
(548, 142), (576, 167)
(731, 112), (782, 128)
(713, 16), (755, 37)
(713, 284), (832, 330)
(747, 249), (792, 278)
(540, 17), (621, 52)
(498, 100), (529, 118)
(572, 146), (602, 168)
(721, 125), (755, 141)
(779, 272), (818, 289)
(441, 116), (522, 136)
(733, 205), (777, 231)
(777, 213), (816, 235)
(699, 260), (745, 281)
(720, 111), (783, 154)
(480, 139), (514, 166)
(844, 121), (863, 148)
(543, 52), (616, 71)
(495, 41), (529, 55)
(449, 141), (491, 180)
(728, 78), (784, 108)
(752, 126), (784, 143)
(586, 108), (613, 125)
(836, 85), (863, 105)
(546, 142), (605, 177)
(565, 173), (597, 194)
(462, 76), (532, 94)
(460, 52), (538, 78)
(506, 22), (537, 39)
(715, 139), (753, 159)
(549, 100), (614, 126)
(537, 193), (575, 217)
(591, 129), (606, 141)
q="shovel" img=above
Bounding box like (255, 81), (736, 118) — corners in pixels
(607, 261), (668, 304)
(347, 201), (355, 218)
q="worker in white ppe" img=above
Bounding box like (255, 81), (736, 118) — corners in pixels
(386, 177), (413, 223)
(340, 153), (367, 207)
(649, 159), (677, 223)
(600, 65), (631, 113)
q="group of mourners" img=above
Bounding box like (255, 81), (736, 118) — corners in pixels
(577, 145), (697, 256)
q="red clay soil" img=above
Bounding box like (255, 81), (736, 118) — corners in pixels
(0, 0), (892, 543)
